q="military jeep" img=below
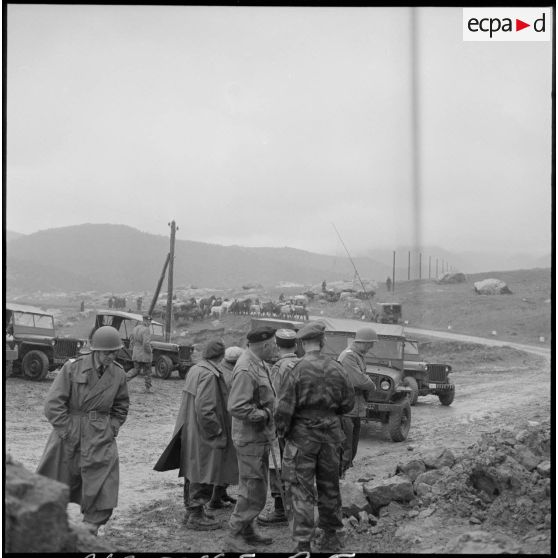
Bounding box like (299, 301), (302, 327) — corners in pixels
(5, 303), (86, 381)
(92, 310), (194, 379)
(403, 339), (455, 406)
(250, 316), (412, 442)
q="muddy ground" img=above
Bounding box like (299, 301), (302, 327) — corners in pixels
(4, 325), (551, 554)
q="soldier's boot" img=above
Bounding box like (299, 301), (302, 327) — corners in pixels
(185, 506), (220, 531)
(257, 497), (288, 525)
(223, 532), (257, 553)
(319, 530), (343, 552)
(242, 522), (273, 546)
(294, 540), (312, 552)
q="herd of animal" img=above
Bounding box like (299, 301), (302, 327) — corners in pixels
(150, 294), (311, 323)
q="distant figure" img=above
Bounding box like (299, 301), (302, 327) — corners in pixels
(127, 315), (153, 392)
(279, 293), (285, 302)
(108, 296), (114, 309)
(386, 277), (392, 292)
(80, 300), (85, 312)
(136, 296), (143, 313)
(321, 280), (327, 293)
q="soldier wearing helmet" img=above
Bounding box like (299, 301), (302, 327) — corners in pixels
(337, 326), (377, 477)
(36, 326), (129, 536)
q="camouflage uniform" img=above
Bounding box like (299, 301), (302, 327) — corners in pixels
(227, 348), (276, 537)
(338, 344), (375, 474)
(275, 349), (355, 545)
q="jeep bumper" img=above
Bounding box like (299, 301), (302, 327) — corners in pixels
(427, 383), (454, 390)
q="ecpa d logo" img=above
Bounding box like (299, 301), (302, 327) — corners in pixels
(463, 8), (551, 41)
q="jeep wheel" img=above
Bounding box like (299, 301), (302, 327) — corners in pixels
(388, 401), (411, 442)
(402, 376), (419, 406)
(438, 388), (455, 406)
(22, 350), (49, 381)
(155, 355), (173, 379)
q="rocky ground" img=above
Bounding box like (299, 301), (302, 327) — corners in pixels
(4, 308), (551, 554)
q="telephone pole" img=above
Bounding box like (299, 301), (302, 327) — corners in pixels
(165, 220), (178, 342)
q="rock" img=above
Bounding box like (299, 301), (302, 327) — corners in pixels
(5, 461), (71, 552)
(473, 278), (513, 295)
(420, 448), (456, 469)
(358, 510), (369, 524)
(396, 459), (426, 482)
(544, 514), (551, 528)
(469, 516), (482, 524)
(363, 476), (415, 513)
(418, 507), (435, 519)
(414, 468), (447, 486)
(415, 482), (432, 497)
(536, 461), (551, 477)
(514, 447), (542, 471)
(348, 516), (359, 528)
(408, 510), (419, 518)
(437, 272), (466, 284)
(340, 480), (372, 516)
(445, 530), (522, 554)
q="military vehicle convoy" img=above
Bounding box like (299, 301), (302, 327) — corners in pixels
(5, 303), (86, 381)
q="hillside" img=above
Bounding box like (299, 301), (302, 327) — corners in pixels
(5, 224), (391, 293)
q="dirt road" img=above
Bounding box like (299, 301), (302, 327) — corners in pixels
(4, 324), (551, 553)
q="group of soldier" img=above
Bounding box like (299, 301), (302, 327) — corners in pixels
(34, 315), (379, 553)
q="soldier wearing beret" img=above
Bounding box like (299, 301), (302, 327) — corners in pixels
(274, 321), (355, 553)
(224, 326), (277, 553)
(220, 346), (244, 389)
(258, 329), (299, 526)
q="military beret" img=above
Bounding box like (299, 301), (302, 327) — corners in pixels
(276, 328), (297, 348)
(203, 339), (226, 360)
(296, 321), (326, 341)
(224, 346), (243, 363)
(247, 325), (276, 343)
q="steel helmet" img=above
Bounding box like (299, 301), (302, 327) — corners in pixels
(354, 326), (378, 343)
(90, 326), (123, 351)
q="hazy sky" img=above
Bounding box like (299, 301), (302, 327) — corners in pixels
(5, 5), (552, 256)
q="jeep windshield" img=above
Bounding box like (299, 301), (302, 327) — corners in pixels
(8, 308), (55, 336)
(403, 340), (422, 362)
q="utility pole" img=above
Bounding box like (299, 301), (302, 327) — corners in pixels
(165, 220), (178, 342)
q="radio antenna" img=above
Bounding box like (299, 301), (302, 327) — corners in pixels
(331, 223), (376, 318)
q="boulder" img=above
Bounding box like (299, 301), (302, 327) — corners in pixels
(473, 278), (512, 295)
(437, 272), (466, 284)
(340, 481), (371, 516)
(536, 461), (551, 477)
(363, 476), (414, 513)
(514, 446), (543, 471)
(396, 459), (426, 482)
(420, 448), (456, 469)
(5, 459), (71, 552)
(5, 458), (116, 553)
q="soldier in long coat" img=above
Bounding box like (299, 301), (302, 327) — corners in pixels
(127, 315), (153, 391)
(275, 321), (355, 553)
(36, 326), (129, 535)
(154, 340), (238, 530)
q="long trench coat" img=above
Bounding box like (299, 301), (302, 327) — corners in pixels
(154, 360), (238, 485)
(36, 354), (129, 514)
(130, 323), (152, 363)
